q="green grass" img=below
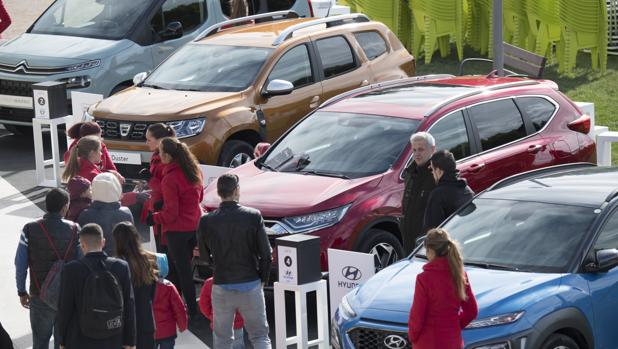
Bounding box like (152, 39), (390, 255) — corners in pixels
(414, 47), (618, 164)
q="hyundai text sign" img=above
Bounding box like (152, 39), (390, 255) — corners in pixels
(328, 248), (375, 317)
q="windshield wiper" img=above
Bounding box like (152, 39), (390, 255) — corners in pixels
(141, 83), (168, 90)
(259, 161), (277, 172)
(464, 261), (520, 271)
(302, 170), (350, 179)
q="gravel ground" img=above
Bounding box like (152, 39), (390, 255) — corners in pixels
(2, 0), (53, 39)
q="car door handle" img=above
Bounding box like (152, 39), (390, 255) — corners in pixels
(528, 144), (544, 153)
(468, 163), (486, 173)
(360, 79), (369, 87)
(309, 96), (320, 108)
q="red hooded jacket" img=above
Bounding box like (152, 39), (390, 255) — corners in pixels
(75, 158), (102, 183)
(148, 152), (165, 208)
(408, 257), (478, 349)
(64, 140), (117, 172)
(153, 279), (188, 340)
(199, 277), (244, 330)
(153, 162), (203, 233)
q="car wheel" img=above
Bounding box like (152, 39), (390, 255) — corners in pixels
(356, 229), (404, 271)
(541, 333), (580, 349)
(4, 124), (32, 136)
(218, 140), (254, 168)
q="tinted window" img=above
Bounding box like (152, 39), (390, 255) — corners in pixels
(219, 0), (249, 17)
(429, 111), (471, 160)
(354, 31), (388, 60)
(469, 99), (526, 151)
(152, 0), (207, 38)
(267, 45), (313, 88)
(516, 97), (556, 132)
(316, 36), (357, 79)
(595, 211), (618, 250)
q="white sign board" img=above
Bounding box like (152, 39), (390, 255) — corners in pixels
(109, 151), (142, 165)
(199, 164), (231, 189)
(67, 91), (104, 147)
(328, 248), (375, 317)
(278, 245), (298, 285)
(33, 90), (50, 119)
(0, 94), (33, 109)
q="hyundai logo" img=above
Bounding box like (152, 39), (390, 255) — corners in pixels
(342, 266), (362, 281)
(383, 334), (407, 349)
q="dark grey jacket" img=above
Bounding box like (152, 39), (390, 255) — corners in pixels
(77, 201), (133, 255)
(401, 161), (436, 254)
(197, 201), (272, 284)
(423, 173), (474, 233)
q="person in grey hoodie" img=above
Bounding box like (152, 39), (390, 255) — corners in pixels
(77, 172), (133, 256)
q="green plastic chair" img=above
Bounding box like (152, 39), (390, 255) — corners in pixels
(526, 0), (562, 59)
(557, 0), (607, 74)
(503, 0), (529, 48)
(467, 0), (493, 57)
(358, 0), (405, 46)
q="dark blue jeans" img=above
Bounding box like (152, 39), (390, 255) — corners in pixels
(30, 296), (59, 349)
(156, 337), (175, 349)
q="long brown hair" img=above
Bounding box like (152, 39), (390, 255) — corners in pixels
(112, 222), (158, 288)
(159, 137), (202, 185)
(67, 121), (101, 139)
(147, 123), (176, 139)
(425, 228), (467, 301)
(62, 135), (100, 182)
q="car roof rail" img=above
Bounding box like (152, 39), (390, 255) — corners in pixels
(194, 11), (300, 42)
(272, 13), (370, 46)
(424, 79), (541, 117)
(320, 74), (456, 108)
(485, 162), (597, 192)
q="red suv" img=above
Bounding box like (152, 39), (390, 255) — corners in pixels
(201, 73), (596, 272)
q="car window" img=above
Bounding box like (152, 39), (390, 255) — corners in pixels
(219, 0), (249, 17)
(151, 0), (207, 38)
(267, 45), (314, 89)
(594, 211), (618, 250)
(468, 99), (527, 151)
(222, 0), (294, 15)
(516, 97), (556, 132)
(428, 111), (471, 160)
(354, 31), (388, 60)
(316, 36), (357, 79)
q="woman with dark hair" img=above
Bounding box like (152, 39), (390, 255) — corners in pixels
(408, 228), (478, 349)
(63, 121), (118, 172)
(113, 222), (158, 349)
(62, 135), (103, 183)
(146, 137), (203, 318)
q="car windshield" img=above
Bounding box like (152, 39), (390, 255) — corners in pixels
(415, 198), (598, 273)
(143, 44), (273, 92)
(260, 112), (420, 179)
(31, 0), (151, 40)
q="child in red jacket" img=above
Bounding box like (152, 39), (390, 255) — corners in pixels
(154, 253), (188, 349)
(199, 277), (245, 348)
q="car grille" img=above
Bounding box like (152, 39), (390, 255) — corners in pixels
(96, 119), (149, 141)
(0, 79), (34, 97)
(348, 328), (412, 349)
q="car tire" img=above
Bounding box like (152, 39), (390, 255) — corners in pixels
(356, 229), (404, 271)
(218, 140), (254, 168)
(541, 333), (580, 349)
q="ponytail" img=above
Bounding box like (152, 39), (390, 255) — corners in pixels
(147, 123), (176, 140)
(425, 228), (467, 301)
(62, 135), (101, 182)
(159, 137), (202, 185)
(63, 145), (81, 182)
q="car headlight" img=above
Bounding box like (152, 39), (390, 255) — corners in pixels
(277, 204), (351, 234)
(167, 118), (206, 139)
(466, 312), (524, 329)
(63, 59), (101, 72)
(59, 75), (91, 89)
(338, 294), (357, 321)
(473, 342), (511, 349)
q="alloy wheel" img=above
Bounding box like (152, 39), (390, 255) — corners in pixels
(370, 242), (398, 271)
(229, 153), (252, 168)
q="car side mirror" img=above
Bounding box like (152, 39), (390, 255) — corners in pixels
(254, 142), (271, 158)
(133, 72), (148, 85)
(262, 79), (294, 97)
(161, 21), (183, 40)
(585, 249), (618, 273)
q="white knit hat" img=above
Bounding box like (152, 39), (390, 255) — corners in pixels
(91, 173), (122, 203)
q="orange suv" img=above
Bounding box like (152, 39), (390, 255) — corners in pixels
(89, 11), (415, 170)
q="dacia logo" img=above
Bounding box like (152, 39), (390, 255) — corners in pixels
(342, 266), (362, 281)
(119, 123), (131, 137)
(383, 334), (407, 349)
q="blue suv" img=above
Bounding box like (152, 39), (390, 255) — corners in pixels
(333, 163), (618, 349)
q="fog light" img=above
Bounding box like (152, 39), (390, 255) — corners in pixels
(60, 76), (91, 89)
(473, 342), (511, 349)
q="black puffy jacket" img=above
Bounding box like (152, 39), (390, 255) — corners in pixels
(423, 173), (474, 233)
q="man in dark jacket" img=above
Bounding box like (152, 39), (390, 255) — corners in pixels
(423, 150), (475, 232)
(56, 223), (136, 349)
(401, 132), (437, 254)
(14, 188), (79, 349)
(197, 173), (272, 349)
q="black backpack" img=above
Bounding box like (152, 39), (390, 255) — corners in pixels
(79, 258), (124, 339)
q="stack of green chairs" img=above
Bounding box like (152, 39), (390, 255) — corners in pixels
(503, 0), (529, 48)
(466, 0), (493, 57)
(557, 0), (607, 74)
(409, 0), (465, 64)
(357, 0), (407, 49)
(339, 0), (361, 13)
(526, 0), (561, 59)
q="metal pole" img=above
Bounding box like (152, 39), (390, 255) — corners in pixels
(493, 0), (504, 76)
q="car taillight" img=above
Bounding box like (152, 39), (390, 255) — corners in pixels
(567, 114), (591, 134)
(307, 0), (315, 17)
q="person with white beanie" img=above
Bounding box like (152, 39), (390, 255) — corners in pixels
(77, 173), (133, 255)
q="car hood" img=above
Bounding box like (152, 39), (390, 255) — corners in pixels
(350, 259), (564, 324)
(203, 163), (383, 217)
(92, 87), (240, 120)
(0, 33), (132, 66)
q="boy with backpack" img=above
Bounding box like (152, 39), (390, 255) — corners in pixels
(56, 223), (136, 349)
(14, 188), (79, 349)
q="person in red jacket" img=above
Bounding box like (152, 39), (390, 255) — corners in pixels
(199, 277), (244, 348)
(147, 137), (204, 318)
(62, 135), (104, 183)
(154, 256), (187, 349)
(63, 121), (118, 173)
(66, 176), (92, 222)
(408, 228), (478, 349)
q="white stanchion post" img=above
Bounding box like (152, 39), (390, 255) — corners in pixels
(33, 115), (73, 187)
(274, 280), (329, 349)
